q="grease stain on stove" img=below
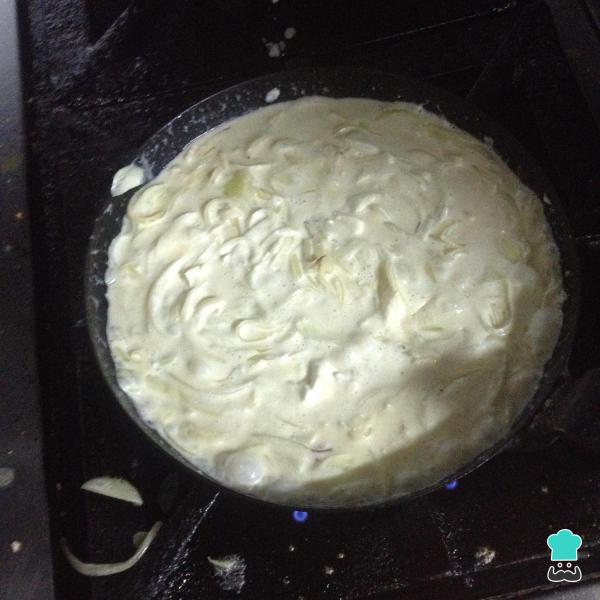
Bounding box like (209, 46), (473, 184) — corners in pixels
(0, 154), (21, 174)
(157, 472), (180, 513)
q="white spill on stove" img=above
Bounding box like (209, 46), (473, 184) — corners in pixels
(264, 39), (285, 58)
(475, 546), (497, 567)
(207, 554), (247, 593)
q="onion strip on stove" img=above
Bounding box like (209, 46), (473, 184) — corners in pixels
(81, 476), (143, 506)
(62, 521), (162, 577)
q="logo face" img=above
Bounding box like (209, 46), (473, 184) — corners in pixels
(546, 529), (583, 583)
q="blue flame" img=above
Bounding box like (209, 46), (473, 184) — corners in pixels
(445, 480), (458, 490)
(292, 510), (309, 523)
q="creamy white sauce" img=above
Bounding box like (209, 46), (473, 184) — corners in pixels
(111, 164), (145, 196)
(106, 97), (564, 505)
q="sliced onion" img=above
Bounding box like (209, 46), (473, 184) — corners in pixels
(208, 555), (239, 570)
(127, 184), (170, 223)
(62, 521), (162, 577)
(132, 531), (148, 549)
(81, 477), (143, 506)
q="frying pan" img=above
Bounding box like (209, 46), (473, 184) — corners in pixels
(85, 66), (581, 510)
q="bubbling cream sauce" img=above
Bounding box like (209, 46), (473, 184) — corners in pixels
(106, 97), (564, 505)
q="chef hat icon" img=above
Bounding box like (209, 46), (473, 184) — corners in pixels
(547, 529), (582, 561)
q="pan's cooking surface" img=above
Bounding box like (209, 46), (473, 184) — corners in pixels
(19, 0), (600, 598)
(91, 87), (570, 508)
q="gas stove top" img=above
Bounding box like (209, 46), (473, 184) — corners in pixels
(5, 0), (600, 598)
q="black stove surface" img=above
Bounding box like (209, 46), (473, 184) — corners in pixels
(16, 0), (600, 598)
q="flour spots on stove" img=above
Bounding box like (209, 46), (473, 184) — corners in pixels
(430, 508), (463, 576)
(264, 39), (285, 58)
(264, 27), (295, 58)
(474, 546), (496, 567)
(207, 555), (246, 593)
